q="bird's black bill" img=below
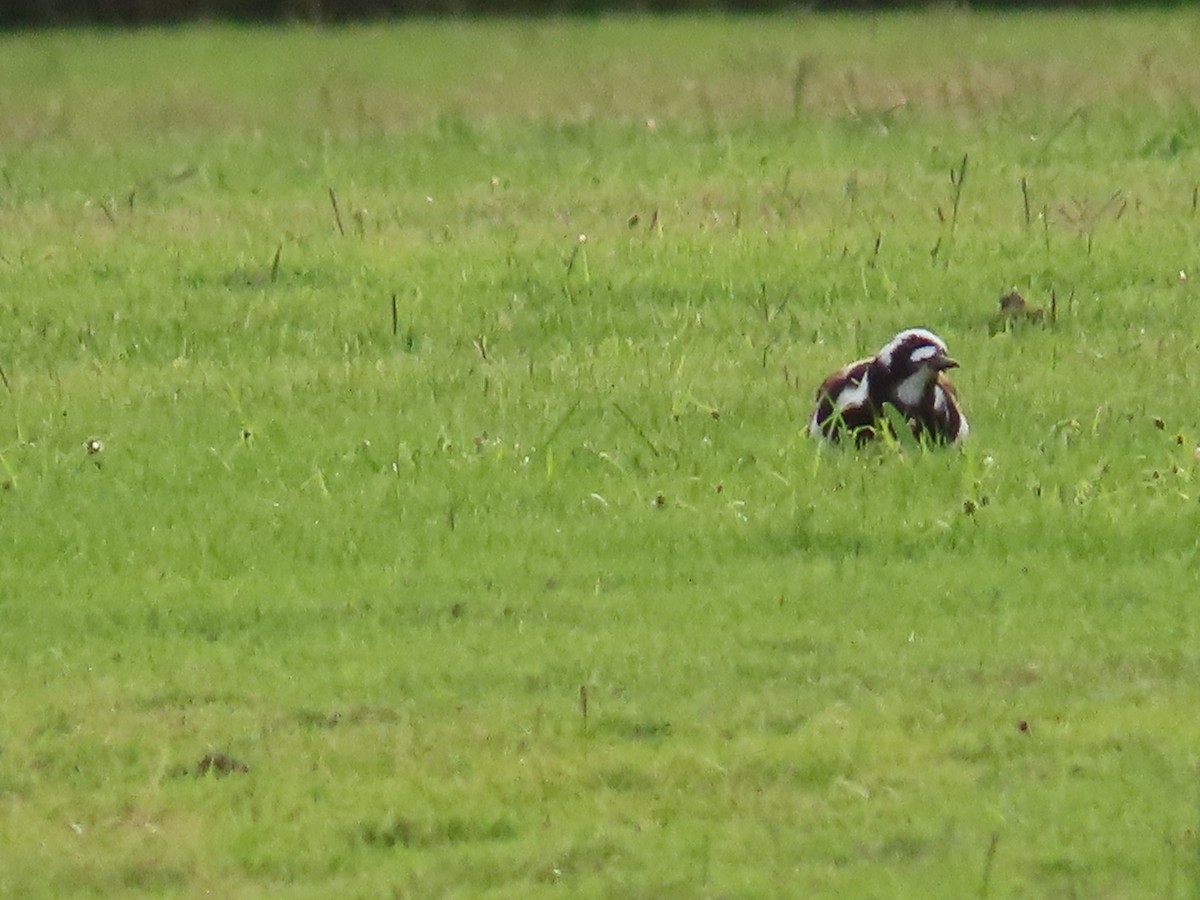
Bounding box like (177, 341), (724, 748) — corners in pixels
(933, 356), (959, 370)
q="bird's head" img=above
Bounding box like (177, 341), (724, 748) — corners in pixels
(874, 328), (959, 404)
(877, 328), (958, 376)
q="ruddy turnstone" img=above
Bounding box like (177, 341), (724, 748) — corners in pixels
(808, 328), (969, 445)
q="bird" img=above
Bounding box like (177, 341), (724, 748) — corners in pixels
(807, 328), (969, 446)
(990, 289), (1045, 334)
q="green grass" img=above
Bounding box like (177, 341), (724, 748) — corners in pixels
(3, 10), (1200, 896)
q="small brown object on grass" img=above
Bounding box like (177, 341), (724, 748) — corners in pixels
(990, 290), (1046, 333)
(194, 752), (250, 777)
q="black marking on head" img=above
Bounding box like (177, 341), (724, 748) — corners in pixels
(876, 328), (954, 380)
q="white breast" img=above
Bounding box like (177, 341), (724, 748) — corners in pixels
(893, 369), (934, 407)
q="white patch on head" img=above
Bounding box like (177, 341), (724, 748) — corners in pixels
(910, 345), (938, 364)
(877, 328), (948, 368)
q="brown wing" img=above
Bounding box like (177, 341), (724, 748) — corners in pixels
(808, 358), (878, 442)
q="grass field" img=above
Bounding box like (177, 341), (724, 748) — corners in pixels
(3, 10), (1200, 896)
